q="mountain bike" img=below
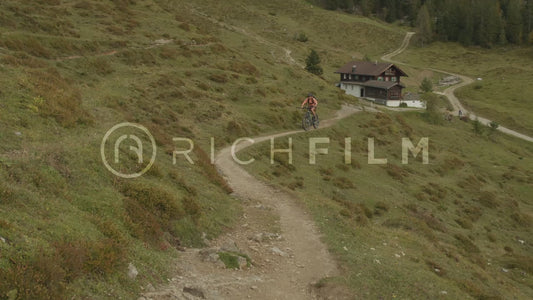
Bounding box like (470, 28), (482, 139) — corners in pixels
(301, 106), (319, 131)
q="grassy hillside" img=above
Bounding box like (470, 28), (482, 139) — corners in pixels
(0, 0), (406, 298)
(242, 102), (533, 298)
(396, 42), (533, 136)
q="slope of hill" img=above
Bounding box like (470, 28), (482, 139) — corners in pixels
(0, 0), (406, 298)
(242, 104), (533, 299)
(1, 0), (531, 299)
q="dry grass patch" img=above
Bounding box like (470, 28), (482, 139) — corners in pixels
(28, 68), (91, 127)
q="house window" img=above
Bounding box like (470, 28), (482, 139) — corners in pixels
(355, 75), (359, 81)
(391, 77), (397, 82)
(385, 77), (390, 81)
(378, 76), (383, 81)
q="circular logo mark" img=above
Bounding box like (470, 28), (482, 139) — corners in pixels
(101, 122), (157, 178)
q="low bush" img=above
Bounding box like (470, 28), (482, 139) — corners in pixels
(0, 36), (51, 58)
(120, 181), (185, 243)
(29, 68), (91, 127)
(335, 164), (349, 172)
(455, 217), (473, 229)
(333, 177), (355, 189)
(197, 82), (210, 91)
(462, 205), (483, 222)
(382, 216), (436, 241)
(0, 181), (15, 204)
(425, 260), (447, 277)
(498, 253), (533, 273)
(159, 47), (179, 59)
(218, 252), (251, 269)
(0, 53), (47, 68)
(295, 32), (308, 42)
(288, 179), (304, 190)
(0, 249), (67, 300)
(209, 73), (228, 83)
(178, 22), (191, 31)
(182, 196), (202, 222)
(332, 195), (372, 224)
(385, 164), (408, 181)
(454, 233), (480, 253)
(396, 115), (413, 137)
(55, 238), (126, 278)
(229, 61), (259, 76)
(510, 212), (532, 227)
(477, 191), (498, 208)
(0, 237), (127, 300)
(226, 120), (249, 137)
(118, 49), (157, 66)
(87, 57), (114, 75)
(373, 201), (389, 216)
(421, 183), (447, 202)
(458, 175), (482, 192)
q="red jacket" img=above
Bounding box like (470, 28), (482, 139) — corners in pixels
(301, 96), (318, 107)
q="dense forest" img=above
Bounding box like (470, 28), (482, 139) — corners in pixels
(311, 0), (533, 47)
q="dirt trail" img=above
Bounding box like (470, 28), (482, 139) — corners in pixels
(383, 32), (533, 143)
(141, 105), (363, 300)
(380, 31), (415, 62)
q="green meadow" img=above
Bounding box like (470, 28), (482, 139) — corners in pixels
(0, 0), (531, 298)
(242, 105), (533, 299)
(0, 0), (403, 297)
(396, 42), (533, 136)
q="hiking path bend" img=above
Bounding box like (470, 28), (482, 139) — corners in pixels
(382, 32), (533, 143)
(142, 105), (367, 300)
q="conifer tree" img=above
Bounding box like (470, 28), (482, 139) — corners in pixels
(420, 77), (433, 93)
(305, 49), (323, 76)
(506, 0), (524, 43)
(416, 5), (432, 46)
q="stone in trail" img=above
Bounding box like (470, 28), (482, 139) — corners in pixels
(183, 286), (206, 299)
(128, 263), (139, 280)
(271, 247), (289, 257)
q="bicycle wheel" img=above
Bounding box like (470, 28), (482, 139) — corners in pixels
(312, 114), (319, 129)
(302, 112), (311, 131)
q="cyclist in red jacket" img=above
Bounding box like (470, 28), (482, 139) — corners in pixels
(301, 93), (318, 118)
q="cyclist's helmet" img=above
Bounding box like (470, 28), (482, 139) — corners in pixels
(308, 93), (313, 97)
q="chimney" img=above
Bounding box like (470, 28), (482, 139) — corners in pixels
(352, 64), (356, 73)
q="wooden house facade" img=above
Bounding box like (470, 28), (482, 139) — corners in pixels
(335, 61), (408, 103)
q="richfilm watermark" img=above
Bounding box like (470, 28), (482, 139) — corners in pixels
(101, 123), (429, 179)
(100, 122), (157, 179)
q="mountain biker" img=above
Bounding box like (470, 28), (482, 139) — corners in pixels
(301, 93), (318, 118)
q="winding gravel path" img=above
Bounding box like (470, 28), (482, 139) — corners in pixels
(382, 32), (533, 143)
(143, 105), (365, 300)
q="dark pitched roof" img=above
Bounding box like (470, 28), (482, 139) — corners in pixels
(335, 61), (408, 77)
